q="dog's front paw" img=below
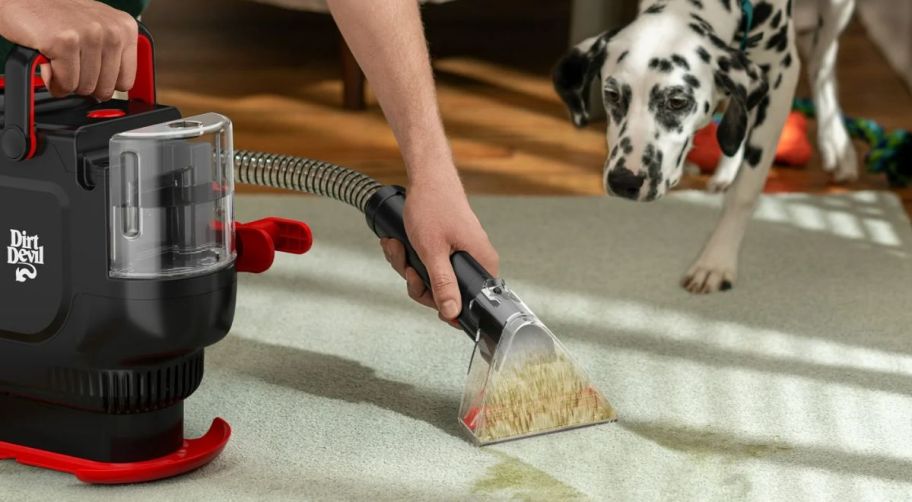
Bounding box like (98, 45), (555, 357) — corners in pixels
(681, 257), (737, 294)
(818, 124), (859, 183)
(707, 173), (734, 193)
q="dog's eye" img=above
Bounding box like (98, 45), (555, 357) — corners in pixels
(604, 88), (621, 105)
(666, 96), (690, 111)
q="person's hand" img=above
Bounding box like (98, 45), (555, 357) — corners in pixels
(0, 0), (138, 100)
(380, 177), (499, 325)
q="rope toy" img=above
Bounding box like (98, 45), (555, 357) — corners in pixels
(793, 99), (912, 187)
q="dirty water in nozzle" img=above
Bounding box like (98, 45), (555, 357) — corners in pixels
(459, 302), (617, 445)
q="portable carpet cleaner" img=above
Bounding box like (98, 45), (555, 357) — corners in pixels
(0, 27), (616, 485)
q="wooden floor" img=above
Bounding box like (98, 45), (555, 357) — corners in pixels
(142, 0), (912, 218)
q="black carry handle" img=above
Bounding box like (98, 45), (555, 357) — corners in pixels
(365, 185), (494, 342)
(0, 23), (156, 161)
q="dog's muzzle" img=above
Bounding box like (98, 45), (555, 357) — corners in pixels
(606, 167), (646, 200)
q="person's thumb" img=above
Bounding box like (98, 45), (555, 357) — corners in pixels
(422, 250), (461, 320)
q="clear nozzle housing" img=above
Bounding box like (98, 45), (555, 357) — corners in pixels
(459, 280), (617, 445)
(108, 113), (235, 279)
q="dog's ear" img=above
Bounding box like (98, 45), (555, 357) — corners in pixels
(714, 52), (769, 156)
(552, 29), (619, 127)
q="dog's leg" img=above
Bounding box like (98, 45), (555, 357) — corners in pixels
(808, 0), (857, 182)
(708, 143), (745, 193)
(683, 53), (802, 294)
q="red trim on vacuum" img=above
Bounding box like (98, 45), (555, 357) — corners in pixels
(24, 55), (49, 160)
(0, 418), (231, 484)
(87, 108), (127, 119)
(129, 35), (156, 104)
(0, 75), (45, 90)
(236, 217), (313, 273)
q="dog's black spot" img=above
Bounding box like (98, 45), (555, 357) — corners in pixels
(766, 24), (789, 52)
(704, 101), (710, 114)
(719, 0), (731, 11)
(649, 58), (674, 73)
(617, 50), (630, 63)
(688, 0), (704, 10)
(644, 3), (665, 14)
(671, 54), (691, 70)
(696, 46), (711, 63)
(759, 64), (771, 76)
(620, 136), (633, 155)
(771, 10), (782, 29)
(683, 74), (701, 89)
(689, 13), (713, 31)
(642, 143), (664, 200)
(745, 144), (763, 167)
(773, 73), (783, 89)
(717, 57), (732, 72)
(689, 23), (707, 37)
(754, 95), (770, 127)
(746, 80), (768, 109)
(619, 120), (628, 137)
(732, 52), (750, 71)
(721, 280), (733, 291)
(610, 143), (620, 160)
(782, 52), (792, 68)
(787, 0), (793, 16)
(709, 33), (729, 50)
(751, 2), (774, 29)
(744, 32), (765, 49)
(649, 85), (695, 132)
(714, 72), (739, 98)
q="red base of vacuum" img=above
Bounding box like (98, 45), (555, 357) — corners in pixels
(0, 418), (231, 484)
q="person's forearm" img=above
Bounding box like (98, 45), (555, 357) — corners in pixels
(326, 0), (460, 189)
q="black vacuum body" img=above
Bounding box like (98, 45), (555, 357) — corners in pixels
(0, 32), (236, 464)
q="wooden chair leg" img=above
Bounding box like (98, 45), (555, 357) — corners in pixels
(339, 33), (366, 110)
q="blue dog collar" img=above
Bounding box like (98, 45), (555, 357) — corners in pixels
(740, 0), (754, 51)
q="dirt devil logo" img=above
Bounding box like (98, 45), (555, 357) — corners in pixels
(6, 229), (44, 283)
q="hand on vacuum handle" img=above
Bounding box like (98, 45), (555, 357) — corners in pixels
(365, 185), (494, 341)
(1, 23), (156, 161)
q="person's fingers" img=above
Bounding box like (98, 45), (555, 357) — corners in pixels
(114, 15), (138, 92)
(420, 246), (461, 320)
(381, 238), (407, 279)
(94, 26), (127, 101)
(438, 311), (462, 329)
(468, 238), (500, 277)
(39, 63), (52, 90)
(44, 32), (79, 97)
(76, 23), (103, 96)
(405, 267), (436, 309)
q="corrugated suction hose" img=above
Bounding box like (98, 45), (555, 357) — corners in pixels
(234, 150), (381, 212)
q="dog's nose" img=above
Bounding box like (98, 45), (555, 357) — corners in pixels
(607, 167), (645, 200)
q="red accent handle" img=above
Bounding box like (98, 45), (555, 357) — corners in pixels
(0, 75), (46, 90)
(1, 26), (155, 161)
(236, 217), (313, 274)
(0, 418), (231, 485)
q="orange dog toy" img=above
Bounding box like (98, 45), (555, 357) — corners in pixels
(687, 111), (813, 173)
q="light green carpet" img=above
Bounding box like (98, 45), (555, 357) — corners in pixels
(2, 191), (911, 501)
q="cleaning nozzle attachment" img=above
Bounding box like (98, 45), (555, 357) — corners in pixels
(458, 280), (616, 444)
(365, 186), (617, 444)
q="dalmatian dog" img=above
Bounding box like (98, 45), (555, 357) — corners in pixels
(553, 0), (857, 294)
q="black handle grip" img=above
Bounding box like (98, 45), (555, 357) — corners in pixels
(364, 185), (494, 341)
(1, 22), (156, 161)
